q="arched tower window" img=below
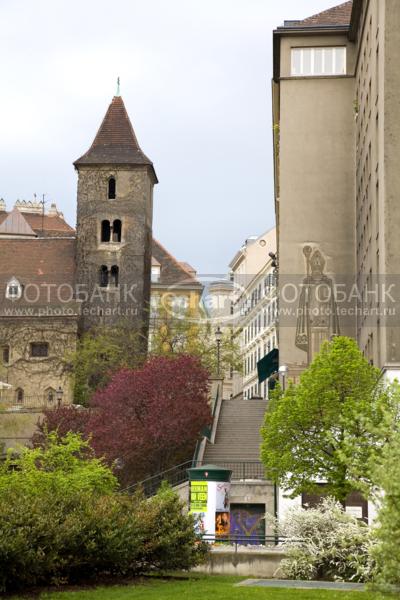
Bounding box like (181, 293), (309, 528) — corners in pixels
(16, 388), (24, 404)
(112, 220), (122, 242)
(101, 220), (111, 242)
(110, 265), (119, 287)
(108, 177), (116, 200)
(100, 265), (109, 288)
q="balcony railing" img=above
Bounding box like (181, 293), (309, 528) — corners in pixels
(0, 396), (68, 411)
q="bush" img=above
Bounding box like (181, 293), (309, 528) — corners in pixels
(0, 434), (207, 592)
(271, 498), (375, 582)
(371, 432), (400, 585)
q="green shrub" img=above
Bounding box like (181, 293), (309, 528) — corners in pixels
(271, 498), (375, 582)
(0, 434), (207, 592)
(371, 432), (400, 585)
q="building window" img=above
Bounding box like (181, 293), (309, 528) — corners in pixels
(108, 177), (116, 200)
(30, 342), (49, 358)
(16, 388), (24, 404)
(110, 265), (119, 287)
(5, 277), (22, 300)
(151, 265), (161, 283)
(112, 219), (122, 242)
(101, 220), (111, 242)
(45, 387), (56, 403)
(2, 346), (9, 364)
(291, 47), (346, 76)
(100, 265), (109, 287)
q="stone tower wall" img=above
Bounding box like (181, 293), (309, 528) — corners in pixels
(76, 165), (153, 334)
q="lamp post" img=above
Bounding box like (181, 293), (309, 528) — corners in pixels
(278, 365), (288, 392)
(56, 386), (64, 408)
(215, 326), (222, 377)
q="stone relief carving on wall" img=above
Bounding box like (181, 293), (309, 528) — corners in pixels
(295, 245), (340, 364)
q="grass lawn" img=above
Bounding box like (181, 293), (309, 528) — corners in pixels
(13, 575), (400, 600)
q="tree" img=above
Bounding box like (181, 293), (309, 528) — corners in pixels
(150, 306), (242, 376)
(370, 431), (400, 585)
(38, 355), (212, 485)
(71, 322), (146, 405)
(261, 336), (400, 503)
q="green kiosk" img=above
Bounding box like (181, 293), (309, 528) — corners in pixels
(187, 464), (232, 541)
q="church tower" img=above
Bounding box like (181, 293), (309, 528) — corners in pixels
(74, 94), (157, 334)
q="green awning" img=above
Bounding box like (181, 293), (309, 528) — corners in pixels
(257, 348), (279, 384)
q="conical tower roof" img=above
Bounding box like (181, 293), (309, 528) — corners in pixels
(0, 208), (37, 237)
(74, 96), (157, 181)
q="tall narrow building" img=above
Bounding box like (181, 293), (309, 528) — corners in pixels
(273, 0), (400, 382)
(74, 95), (157, 333)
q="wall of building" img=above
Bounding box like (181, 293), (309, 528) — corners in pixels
(277, 37), (356, 376)
(0, 317), (77, 406)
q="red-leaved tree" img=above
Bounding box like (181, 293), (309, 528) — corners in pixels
(36, 355), (211, 485)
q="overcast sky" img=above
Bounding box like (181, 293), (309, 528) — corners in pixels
(1, 0), (336, 274)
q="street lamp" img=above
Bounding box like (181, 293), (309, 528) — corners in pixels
(215, 326), (222, 377)
(278, 365), (288, 392)
(56, 386), (64, 408)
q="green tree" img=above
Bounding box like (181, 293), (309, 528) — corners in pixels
(261, 336), (400, 503)
(0, 431), (118, 497)
(370, 431), (400, 585)
(150, 306), (241, 376)
(71, 322), (146, 405)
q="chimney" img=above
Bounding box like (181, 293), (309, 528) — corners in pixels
(0, 198), (6, 212)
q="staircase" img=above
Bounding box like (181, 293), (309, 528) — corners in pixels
(202, 397), (267, 477)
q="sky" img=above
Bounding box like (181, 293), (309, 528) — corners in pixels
(1, 0), (337, 275)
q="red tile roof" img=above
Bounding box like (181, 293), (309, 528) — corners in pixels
(152, 239), (203, 289)
(0, 238), (77, 310)
(74, 96), (157, 181)
(291, 1), (353, 27)
(0, 211), (75, 237)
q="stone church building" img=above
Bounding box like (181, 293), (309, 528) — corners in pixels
(0, 95), (201, 408)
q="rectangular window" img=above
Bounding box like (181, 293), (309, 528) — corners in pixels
(2, 346), (9, 364)
(30, 342), (49, 358)
(291, 47), (346, 76)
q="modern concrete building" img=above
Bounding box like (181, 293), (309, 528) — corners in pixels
(273, 0), (400, 382)
(229, 228), (277, 399)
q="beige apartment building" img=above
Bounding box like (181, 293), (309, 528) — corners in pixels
(273, 0), (400, 381)
(229, 228), (277, 398)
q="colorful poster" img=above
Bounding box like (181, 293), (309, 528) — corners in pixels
(215, 511), (230, 538)
(190, 481), (208, 513)
(216, 482), (230, 512)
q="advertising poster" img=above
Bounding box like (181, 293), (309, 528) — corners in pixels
(215, 511), (230, 538)
(216, 482), (230, 512)
(190, 481), (208, 513)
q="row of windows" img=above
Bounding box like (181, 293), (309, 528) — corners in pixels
(291, 46), (346, 77)
(244, 300), (277, 345)
(2, 342), (49, 364)
(239, 274), (276, 316)
(12, 387), (59, 405)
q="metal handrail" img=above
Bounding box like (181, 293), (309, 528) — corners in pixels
(121, 459), (267, 496)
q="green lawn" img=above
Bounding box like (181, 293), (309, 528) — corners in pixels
(13, 575), (399, 600)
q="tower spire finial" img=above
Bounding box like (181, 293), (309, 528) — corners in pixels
(116, 76), (120, 97)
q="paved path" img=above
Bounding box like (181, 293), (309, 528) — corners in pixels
(236, 579), (365, 591)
